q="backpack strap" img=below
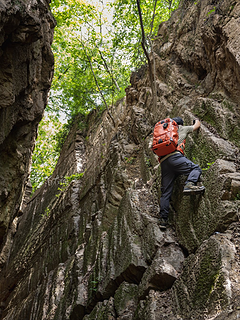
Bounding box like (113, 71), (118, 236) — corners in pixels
(177, 139), (186, 155)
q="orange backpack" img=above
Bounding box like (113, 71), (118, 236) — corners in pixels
(151, 118), (185, 157)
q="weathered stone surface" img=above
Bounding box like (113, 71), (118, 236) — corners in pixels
(138, 243), (184, 300)
(114, 282), (138, 320)
(172, 231), (239, 319)
(0, 0), (55, 246)
(0, 0), (240, 319)
(133, 290), (179, 320)
(172, 159), (240, 253)
(83, 298), (116, 320)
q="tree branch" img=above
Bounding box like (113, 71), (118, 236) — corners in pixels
(136, 0), (156, 107)
(98, 49), (120, 91)
(81, 21), (120, 92)
(79, 39), (116, 128)
(136, 0), (153, 82)
(57, 66), (70, 81)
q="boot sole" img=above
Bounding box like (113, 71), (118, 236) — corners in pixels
(183, 188), (205, 196)
(159, 224), (167, 230)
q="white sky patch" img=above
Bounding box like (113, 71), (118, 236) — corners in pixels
(85, 0), (114, 35)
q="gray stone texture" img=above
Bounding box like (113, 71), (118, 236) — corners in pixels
(0, 0), (240, 319)
(0, 0), (55, 247)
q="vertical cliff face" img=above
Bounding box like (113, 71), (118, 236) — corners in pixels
(0, 0), (240, 319)
(0, 0), (55, 254)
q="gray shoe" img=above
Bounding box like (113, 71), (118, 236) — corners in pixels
(183, 182), (205, 195)
(158, 217), (168, 230)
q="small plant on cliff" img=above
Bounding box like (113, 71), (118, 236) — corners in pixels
(207, 7), (216, 15)
(42, 206), (51, 217)
(235, 192), (240, 200)
(124, 156), (136, 164)
(56, 172), (85, 196)
(89, 275), (102, 293)
(202, 161), (215, 171)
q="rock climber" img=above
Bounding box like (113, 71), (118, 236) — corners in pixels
(159, 117), (205, 229)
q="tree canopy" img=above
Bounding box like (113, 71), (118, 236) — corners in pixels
(30, 0), (180, 193)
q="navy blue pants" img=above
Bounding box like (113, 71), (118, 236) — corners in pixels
(160, 152), (202, 219)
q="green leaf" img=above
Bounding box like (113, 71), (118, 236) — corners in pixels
(30, 0), (180, 192)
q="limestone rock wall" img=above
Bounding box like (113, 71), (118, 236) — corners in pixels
(0, 0), (55, 252)
(0, 0), (240, 319)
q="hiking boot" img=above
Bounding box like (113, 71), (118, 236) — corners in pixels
(158, 217), (168, 230)
(183, 182), (205, 195)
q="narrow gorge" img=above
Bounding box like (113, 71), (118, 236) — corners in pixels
(0, 0), (240, 319)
